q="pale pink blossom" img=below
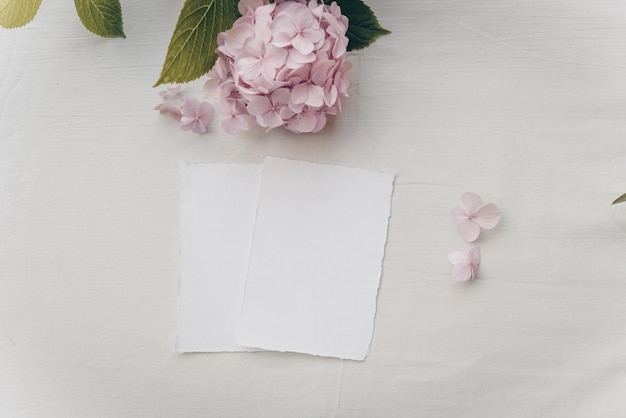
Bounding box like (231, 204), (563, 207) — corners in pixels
(236, 37), (287, 82)
(448, 247), (480, 282)
(271, 3), (324, 55)
(247, 88), (294, 128)
(180, 98), (215, 134)
(451, 192), (501, 242)
(289, 63), (325, 108)
(156, 85), (185, 121)
(216, 99), (251, 134)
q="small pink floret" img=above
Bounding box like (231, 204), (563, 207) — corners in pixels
(451, 192), (501, 242)
(180, 98), (215, 134)
(448, 247), (481, 282)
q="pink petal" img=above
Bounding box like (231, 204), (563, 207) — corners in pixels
(215, 98), (237, 117)
(285, 49), (315, 69)
(331, 35), (349, 59)
(290, 4), (316, 28)
(180, 117), (205, 134)
(222, 114), (250, 134)
(451, 206), (468, 221)
(155, 103), (182, 120)
(242, 37), (264, 57)
(291, 83), (309, 105)
(238, 0), (264, 15)
(292, 34), (315, 55)
(278, 104), (296, 120)
(302, 27), (324, 44)
(181, 98), (200, 116)
(305, 84), (325, 107)
(203, 78), (219, 97)
(270, 15), (296, 47)
(198, 102), (215, 126)
(158, 84), (182, 97)
(451, 263), (474, 282)
(449, 248), (480, 281)
(448, 250), (468, 265)
(237, 56), (261, 80)
(287, 109), (317, 133)
(271, 29), (294, 48)
(456, 218), (481, 242)
(264, 45), (288, 68)
(311, 59), (334, 86)
(222, 23), (254, 56)
(324, 84), (338, 107)
(271, 88), (292, 107)
(247, 96), (271, 117)
(311, 112), (327, 132)
(286, 64), (310, 83)
(260, 65), (279, 82)
(461, 192), (483, 213)
(260, 110), (283, 128)
(467, 246), (481, 266)
(191, 121), (207, 134)
(474, 203), (501, 230)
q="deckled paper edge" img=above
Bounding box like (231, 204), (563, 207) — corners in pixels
(361, 172), (395, 361)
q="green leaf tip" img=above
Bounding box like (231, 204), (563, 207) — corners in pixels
(74, 0), (125, 38)
(612, 193), (626, 205)
(328, 0), (391, 51)
(154, 0), (239, 87)
(0, 0), (42, 29)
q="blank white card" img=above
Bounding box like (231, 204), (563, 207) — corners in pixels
(177, 163), (261, 352)
(238, 157), (394, 360)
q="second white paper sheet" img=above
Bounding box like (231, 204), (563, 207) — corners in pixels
(238, 157), (395, 360)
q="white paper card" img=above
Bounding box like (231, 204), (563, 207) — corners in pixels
(238, 157), (394, 360)
(177, 163), (261, 352)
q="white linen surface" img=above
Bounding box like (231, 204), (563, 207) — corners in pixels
(2, 1), (626, 417)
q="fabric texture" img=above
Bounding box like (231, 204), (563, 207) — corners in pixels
(1, 1), (626, 416)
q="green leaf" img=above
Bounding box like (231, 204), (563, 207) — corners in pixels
(155, 0), (239, 86)
(328, 0), (391, 51)
(74, 0), (125, 38)
(0, 0), (42, 29)
(612, 193), (626, 205)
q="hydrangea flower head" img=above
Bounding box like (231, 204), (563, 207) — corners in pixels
(207, 0), (351, 134)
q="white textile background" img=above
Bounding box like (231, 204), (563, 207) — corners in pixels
(2, 1), (626, 417)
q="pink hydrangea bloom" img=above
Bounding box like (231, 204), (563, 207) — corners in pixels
(180, 98), (215, 134)
(451, 192), (501, 242)
(206, 0), (351, 134)
(448, 247), (480, 282)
